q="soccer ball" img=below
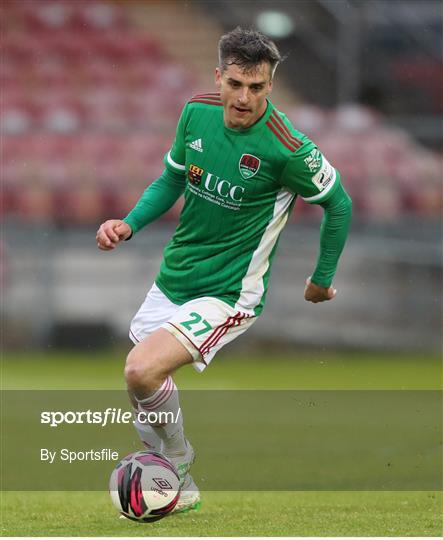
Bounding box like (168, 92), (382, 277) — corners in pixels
(109, 451), (181, 522)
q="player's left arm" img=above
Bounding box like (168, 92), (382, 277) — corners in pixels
(280, 141), (352, 302)
(305, 182), (352, 302)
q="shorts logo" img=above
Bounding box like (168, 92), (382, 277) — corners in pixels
(188, 164), (204, 185)
(239, 154), (260, 180)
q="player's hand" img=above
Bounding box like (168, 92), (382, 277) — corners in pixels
(304, 277), (336, 303)
(96, 220), (132, 251)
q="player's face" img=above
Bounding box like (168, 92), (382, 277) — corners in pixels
(215, 62), (273, 129)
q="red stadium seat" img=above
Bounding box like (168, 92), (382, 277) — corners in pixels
(76, 2), (128, 32)
(15, 183), (55, 224)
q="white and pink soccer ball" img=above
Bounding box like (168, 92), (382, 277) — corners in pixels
(109, 451), (181, 522)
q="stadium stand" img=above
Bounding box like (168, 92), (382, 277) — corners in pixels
(1, 0), (196, 225)
(289, 104), (442, 220)
(1, 0), (441, 226)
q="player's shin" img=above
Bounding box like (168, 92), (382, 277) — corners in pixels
(136, 376), (187, 457)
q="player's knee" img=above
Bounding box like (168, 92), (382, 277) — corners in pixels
(124, 348), (148, 386)
(124, 347), (162, 389)
(124, 360), (141, 389)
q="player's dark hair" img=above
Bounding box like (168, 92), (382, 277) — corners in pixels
(218, 27), (282, 78)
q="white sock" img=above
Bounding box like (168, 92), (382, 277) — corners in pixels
(137, 376), (187, 457)
(132, 406), (162, 452)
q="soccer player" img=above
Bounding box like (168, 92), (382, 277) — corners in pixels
(96, 27), (352, 512)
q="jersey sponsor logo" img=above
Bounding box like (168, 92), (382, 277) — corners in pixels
(204, 173), (245, 202)
(239, 154), (260, 179)
(304, 148), (322, 173)
(189, 138), (203, 152)
(311, 156), (335, 191)
(188, 164), (204, 185)
(187, 167), (245, 211)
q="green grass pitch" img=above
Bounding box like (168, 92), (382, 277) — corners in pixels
(2, 491), (441, 536)
(2, 349), (442, 536)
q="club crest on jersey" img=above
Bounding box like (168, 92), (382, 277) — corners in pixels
(188, 164), (204, 185)
(239, 154), (260, 180)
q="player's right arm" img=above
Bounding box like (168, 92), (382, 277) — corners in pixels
(96, 104), (189, 251)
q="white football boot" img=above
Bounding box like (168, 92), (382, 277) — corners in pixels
(165, 440), (201, 514)
(172, 473), (201, 513)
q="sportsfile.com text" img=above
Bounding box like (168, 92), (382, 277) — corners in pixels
(40, 408), (181, 427)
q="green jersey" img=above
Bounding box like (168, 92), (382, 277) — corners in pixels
(126, 93), (346, 316)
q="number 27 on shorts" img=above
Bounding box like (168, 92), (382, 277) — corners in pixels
(179, 312), (213, 337)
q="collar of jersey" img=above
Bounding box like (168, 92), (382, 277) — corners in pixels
(223, 99), (273, 135)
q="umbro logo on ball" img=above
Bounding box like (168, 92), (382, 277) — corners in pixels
(153, 477), (173, 490)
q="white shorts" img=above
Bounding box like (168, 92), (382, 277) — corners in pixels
(129, 283), (256, 372)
